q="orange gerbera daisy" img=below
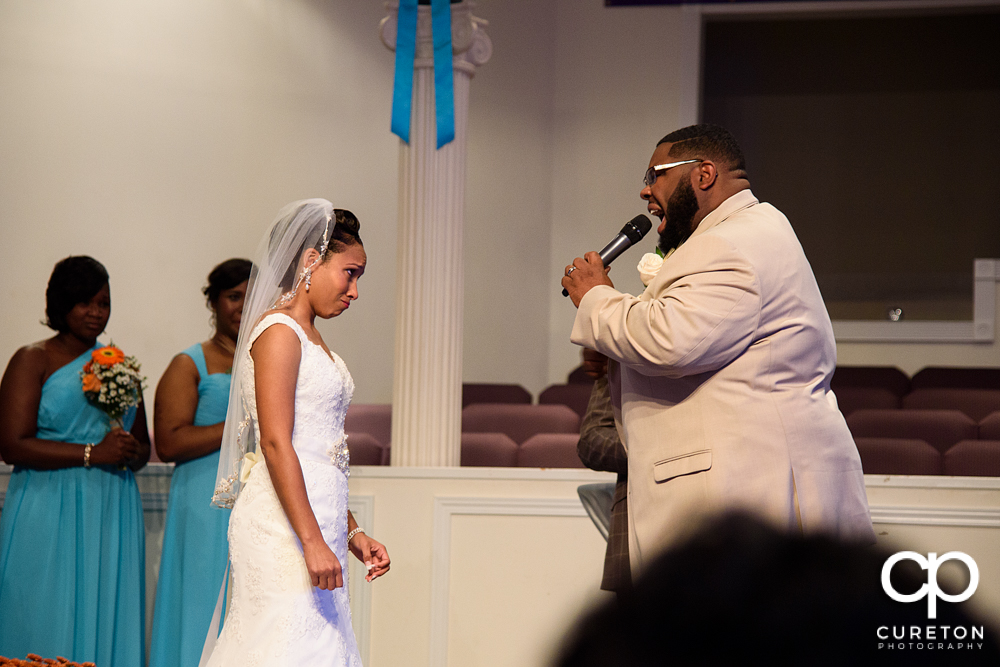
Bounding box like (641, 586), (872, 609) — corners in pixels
(82, 373), (101, 392)
(92, 345), (125, 366)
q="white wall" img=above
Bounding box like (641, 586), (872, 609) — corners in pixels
(0, 0), (400, 403)
(463, 0), (557, 394)
(546, 1), (693, 384)
(838, 326), (1000, 379)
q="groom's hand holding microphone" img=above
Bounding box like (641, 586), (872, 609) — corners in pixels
(561, 214), (652, 307)
(562, 252), (614, 307)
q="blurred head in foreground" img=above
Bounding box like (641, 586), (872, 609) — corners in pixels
(556, 511), (999, 666)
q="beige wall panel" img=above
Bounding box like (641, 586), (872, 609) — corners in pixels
(347, 468), (614, 667)
(447, 514), (608, 666)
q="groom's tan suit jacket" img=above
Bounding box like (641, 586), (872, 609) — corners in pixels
(571, 190), (875, 575)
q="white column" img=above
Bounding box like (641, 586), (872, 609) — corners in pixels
(380, 3), (492, 466)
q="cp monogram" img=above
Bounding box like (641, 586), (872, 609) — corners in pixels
(881, 551), (979, 619)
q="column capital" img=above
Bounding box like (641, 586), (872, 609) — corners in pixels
(380, 1), (492, 74)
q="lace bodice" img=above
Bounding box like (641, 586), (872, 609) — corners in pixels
(243, 313), (355, 476)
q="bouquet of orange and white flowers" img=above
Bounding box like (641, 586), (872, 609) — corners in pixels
(80, 343), (146, 428)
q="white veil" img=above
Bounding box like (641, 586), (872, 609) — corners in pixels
(212, 199), (335, 508)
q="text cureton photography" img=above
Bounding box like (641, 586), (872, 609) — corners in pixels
(878, 550), (988, 653)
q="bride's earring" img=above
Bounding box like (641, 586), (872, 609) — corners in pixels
(269, 263), (313, 310)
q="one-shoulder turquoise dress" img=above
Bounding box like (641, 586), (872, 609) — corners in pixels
(0, 343), (144, 665)
(149, 343), (232, 667)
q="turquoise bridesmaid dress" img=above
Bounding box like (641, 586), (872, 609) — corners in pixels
(0, 343), (144, 665)
(149, 343), (231, 667)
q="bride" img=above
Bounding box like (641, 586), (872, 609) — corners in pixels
(204, 200), (389, 666)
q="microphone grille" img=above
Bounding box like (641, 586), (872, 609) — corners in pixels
(622, 214), (653, 243)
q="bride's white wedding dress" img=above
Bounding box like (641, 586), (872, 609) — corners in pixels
(205, 312), (361, 666)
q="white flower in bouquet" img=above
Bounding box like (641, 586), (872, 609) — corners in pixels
(80, 343), (147, 428)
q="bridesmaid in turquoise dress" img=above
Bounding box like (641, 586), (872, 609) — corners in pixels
(0, 256), (151, 665)
(149, 258), (250, 667)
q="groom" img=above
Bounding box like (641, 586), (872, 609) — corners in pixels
(562, 124), (875, 575)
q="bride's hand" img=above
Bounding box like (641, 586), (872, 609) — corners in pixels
(303, 540), (343, 590)
(349, 533), (390, 582)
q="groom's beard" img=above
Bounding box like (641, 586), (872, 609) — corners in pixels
(657, 178), (700, 256)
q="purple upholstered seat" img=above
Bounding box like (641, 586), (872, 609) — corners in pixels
(347, 432), (388, 466)
(517, 433), (585, 468)
(462, 383), (532, 408)
(461, 404), (580, 444)
(460, 432), (519, 467)
(981, 411), (1000, 440)
(344, 403), (392, 448)
(830, 366), (911, 416)
(538, 383), (594, 418)
(833, 387), (901, 417)
(943, 440), (1000, 477)
(846, 409), (977, 455)
(853, 437), (942, 475)
(902, 388), (1000, 422)
(566, 365), (595, 385)
(910, 367), (1000, 390)
(832, 366), (911, 396)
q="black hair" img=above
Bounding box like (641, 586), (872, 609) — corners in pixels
(203, 258), (253, 306)
(658, 124), (748, 179)
(44, 256), (110, 333)
(328, 208), (363, 254)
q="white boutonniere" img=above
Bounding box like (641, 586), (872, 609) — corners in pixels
(637, 250), (672, 286)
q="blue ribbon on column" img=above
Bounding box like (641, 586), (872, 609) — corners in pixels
(390, 0), (455, 149)
(390, 0), (418, 143)
(430, 0), (455, 149)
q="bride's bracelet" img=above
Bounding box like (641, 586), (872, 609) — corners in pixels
(347, 527), (364, 543)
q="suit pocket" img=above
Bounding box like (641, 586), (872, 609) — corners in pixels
(652, 449), (712, 483)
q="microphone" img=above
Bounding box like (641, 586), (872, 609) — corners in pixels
(562, 214), (653, 297)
